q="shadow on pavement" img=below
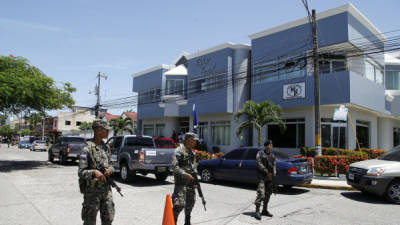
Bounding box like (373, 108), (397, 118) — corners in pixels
(277, 186), (310, 195)
(341, 191), (392, 205)
(114, 174), (173, 187)
(0, 160), (62, 172)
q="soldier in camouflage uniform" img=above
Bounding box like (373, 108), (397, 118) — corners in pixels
(171, 132), (199, 225)
(254, 140), (276, 220)
(78, 120), (115, 225)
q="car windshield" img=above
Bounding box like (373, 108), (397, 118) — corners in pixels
(379, 148), (400, 162)
(64, 137), (85, 143)
(36, 141), (46, 144)
(140, 138), (154, 147)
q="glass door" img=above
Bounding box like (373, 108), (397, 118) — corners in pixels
(322, 123), (346, 149)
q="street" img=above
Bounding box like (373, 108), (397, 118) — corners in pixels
(0, 144), (398, 225)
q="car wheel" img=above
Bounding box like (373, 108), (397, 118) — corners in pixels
(48, 150), (54, 163)
(59, 153), (66, 164)
(155, 172), (168, 182)
(283, 185), (293, 189)
(120, 163), (133, 183)
(201, 168), (213, 183)
(386, 180), (400, 204)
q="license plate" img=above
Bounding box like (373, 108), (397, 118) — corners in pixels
(348, 173), (354, 180)
(300, 166), (307, 173)
(157, 167), (166, 172)
(111, 155), (118, 162)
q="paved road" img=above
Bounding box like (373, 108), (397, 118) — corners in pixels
(0, 144), (398, 225)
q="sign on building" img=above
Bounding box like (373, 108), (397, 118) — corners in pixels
(333, 105), (348, 121)
(283, 82), (305, 99)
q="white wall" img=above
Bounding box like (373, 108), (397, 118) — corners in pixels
(347, 107), (378, 149)
(57, 111), (95, 133)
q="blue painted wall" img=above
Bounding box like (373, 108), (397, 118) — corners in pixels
(137, 102), (163, 120)
(252, 71), (351, 107)
(132, 68), (168, 92)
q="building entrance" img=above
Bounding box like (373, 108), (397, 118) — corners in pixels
(322, 122), (346, 149)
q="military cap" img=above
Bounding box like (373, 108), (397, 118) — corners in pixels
(92, 119), (109, 129)
(184, 132), (199, 141)
(264, 139), (273, 146)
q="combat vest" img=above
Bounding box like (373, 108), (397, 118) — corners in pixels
(79, 141), (110, 193)
(175, 144), (196, 183)
(256, 150), (276, 180)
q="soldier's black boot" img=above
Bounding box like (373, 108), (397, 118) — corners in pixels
(184, 215), (191, 225)
(262, 208), (273, 217)
(255, 206), (261, 220)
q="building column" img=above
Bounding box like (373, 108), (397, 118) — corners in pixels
(378, 117), (393, 150)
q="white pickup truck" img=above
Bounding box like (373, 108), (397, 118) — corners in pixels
(346, 146), (400, 204)
(106, 135), (175, 183)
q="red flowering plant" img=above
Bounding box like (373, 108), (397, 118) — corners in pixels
(194, 150), (224, 162)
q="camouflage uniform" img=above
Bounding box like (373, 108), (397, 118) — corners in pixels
(78, 141), (115, 225)
(255, 150), (276, 211)
(171, 143), (197, 224)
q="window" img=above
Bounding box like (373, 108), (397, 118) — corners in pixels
(138, 87), (161, 104)
(245, 148), (260, 160)
(64, 137), (85, 143)
(76, 121), (82, 126)
(394, 128), (400, 147)
(143, 124), (154, 136)
(140, 137), (154, 147)
(365, 60), (384, 85)
(125, 137), (140, 147)
(155, 124), (165, 137)
(268, 118), (305, 148)
(386, 71), (400, 90)
(113, 137), (123, 149)
(254, 55), (306, 84)
(318, 54), (346, 75)
(356, 120), (370, 148)
(224, 149), (245, 160)
(189, 78), (206, 94)
(211, 121), (230, 145)
(380, 149), (400, 162)
(198, 122), (208, 143)
(166, 79), (184, 95)
(65, 121), (71, 126)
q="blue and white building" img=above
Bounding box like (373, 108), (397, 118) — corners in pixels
(132, 3), (400, 154)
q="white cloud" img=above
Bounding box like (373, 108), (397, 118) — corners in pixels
(0, 17), (64, 32)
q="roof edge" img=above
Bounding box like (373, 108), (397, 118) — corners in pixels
(186, 42), (250, 60)
(132, 64), (174, 78)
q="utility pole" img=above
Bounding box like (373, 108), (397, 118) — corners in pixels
(312, 9), (322, 156)
(95, 72), (107, 118)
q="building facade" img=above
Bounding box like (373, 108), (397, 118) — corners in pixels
(133, 3), (400, 154)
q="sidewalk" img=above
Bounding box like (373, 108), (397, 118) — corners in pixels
(297, 174), (356, 190)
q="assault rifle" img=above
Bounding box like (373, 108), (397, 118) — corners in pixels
(191, 172), (207, 211)
(97, 165), (124, 197)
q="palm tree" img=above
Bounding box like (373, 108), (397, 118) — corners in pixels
(234, 100), (286, 146)
(109, 116), (134, 136)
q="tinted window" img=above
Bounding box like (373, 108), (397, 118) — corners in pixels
(245, 148), (260, 160)
(380, 149), (400, 162)
(64, 137), (85, 143)
(140, 138), (154, 147)
(224, 149), (245, 160)
(272, 150), (290, 160)
(113, 137), (123, 148)
(125, 137), (140, 147)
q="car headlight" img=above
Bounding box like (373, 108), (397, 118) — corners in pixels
(367, 168), (384, 176)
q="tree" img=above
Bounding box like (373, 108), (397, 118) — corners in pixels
(109, 116), (134, 136)
(79, 122), (93, 131)
(24, 112), (45, 130)
(234, 100), (286, 146)
(0, 124), (13, 138)
(0, 55), (76, 115)
(19, 129), (31, 136)
(0, 114), (6, 126)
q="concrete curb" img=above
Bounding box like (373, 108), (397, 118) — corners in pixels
(296, 183), (356, 191)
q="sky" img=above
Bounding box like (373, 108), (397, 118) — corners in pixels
(1, 0), (399, 116)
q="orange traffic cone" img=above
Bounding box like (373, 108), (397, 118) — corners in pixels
(162, 194), (175, 225)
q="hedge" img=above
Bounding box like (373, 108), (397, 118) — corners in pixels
(300, 147), (385, 159)
(194, 150), (224, 161)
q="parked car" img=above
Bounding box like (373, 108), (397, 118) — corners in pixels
(48, 136), (86, 164)
(18, 141), (31, 149)
(107, 135), (175, 183)
(197, 147), (313, 188)
(30, 140), (48, 151)
(346, 146), (400, 204)
(153, 137), (176, 149)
